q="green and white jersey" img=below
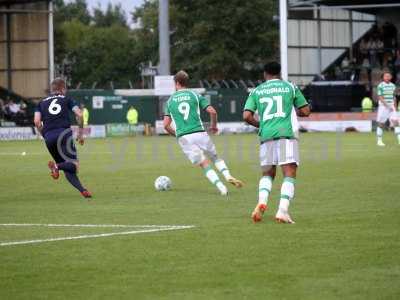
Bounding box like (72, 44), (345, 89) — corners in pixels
(377, 81), (396, 105)
(244, 79), (308, 142)
(164, 89), (210, 138)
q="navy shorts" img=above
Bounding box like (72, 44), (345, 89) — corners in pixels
(44, 128), (77, 163)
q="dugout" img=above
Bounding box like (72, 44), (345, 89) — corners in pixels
(0, 0), (53, 100)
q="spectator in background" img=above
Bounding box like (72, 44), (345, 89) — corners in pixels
(361, 57), (372, 85)
(126, 106), (138, 125)
(369, 37), (379, 67)
(8, 100), (21, 115)
(376, 38), (384, 67)
(80, 103), (89, 126)
(350, 58), (360, 81)
(359, 38), (369, 61)
(334, 66), (343, 80)
(0, 98), (4, 119)
(341, 56), (351, 80)
(382, 21), (398, 49)
(370, 24), (380, 38)
(361, 95), (373, 112)
(394, 49), (400, 75)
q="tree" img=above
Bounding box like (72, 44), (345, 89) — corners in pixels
(93, 3), (128, 28)
(53, 0), (279, 87)
(133, 0), (279, 80)
(62, 23), (142, 88)
(53, 0), (91, 25)
(54, 0), (91, 70)
(54, 0), (143, 88)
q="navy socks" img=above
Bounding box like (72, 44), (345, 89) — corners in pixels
(57, 162), (77, 173)
(57, 162), (86, 193)
(64, 172), (86, 193)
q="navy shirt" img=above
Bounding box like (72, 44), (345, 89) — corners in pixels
(36, 94), (78, 137)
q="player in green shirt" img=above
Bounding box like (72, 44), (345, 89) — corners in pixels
(243, 62), (310, 224)
(163, 70), (243, 195)
(376, 71), (400, 146)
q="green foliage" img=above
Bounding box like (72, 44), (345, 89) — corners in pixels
(55, 0), (142, 88)
(92, 3), (128, 28)
(54, 0), (279, 87)
(173, 0), (278, 79)
(53, 0), (91, 25)
(65, 24), (142, 88)
(133, 0), (279, 80)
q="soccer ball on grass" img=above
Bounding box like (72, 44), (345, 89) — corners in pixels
(154, 176), (172, 191)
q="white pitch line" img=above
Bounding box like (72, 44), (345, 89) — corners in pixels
(0, 225), (195, 247)
(0, 223), (189, 229)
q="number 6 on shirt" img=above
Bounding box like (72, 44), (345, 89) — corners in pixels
(48, 99), (62, 115)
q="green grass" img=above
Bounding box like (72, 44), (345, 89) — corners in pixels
(0, 133), (399, 299)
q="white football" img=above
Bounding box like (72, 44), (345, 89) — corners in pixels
(154, 176), (172, 191)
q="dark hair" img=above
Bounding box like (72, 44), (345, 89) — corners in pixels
(264, 62), (281, 76)
(50, 77), (66, 93)
(174, 70), (189, 86)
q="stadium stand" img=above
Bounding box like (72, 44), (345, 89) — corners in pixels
(288, 0), (400, 112)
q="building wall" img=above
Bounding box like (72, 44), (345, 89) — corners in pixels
(0, 1), (50, 99)
(0, 13), (7, 89)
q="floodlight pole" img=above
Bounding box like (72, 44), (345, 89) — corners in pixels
(48, 0), (54, 83)
(279, 0), (288, 80)
(158, 0), (170, 75)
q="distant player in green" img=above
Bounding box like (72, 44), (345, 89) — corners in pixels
(163, 71), (243, 195)
(243, 62), (310, 223)
(376, 71), (400, 146)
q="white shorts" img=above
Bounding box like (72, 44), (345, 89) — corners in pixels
(377, 104), (398, 124)
(178, 132), (217, 164)
(260, 138), (299, 167)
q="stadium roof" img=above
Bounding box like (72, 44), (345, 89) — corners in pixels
(290, 0), (400, 12)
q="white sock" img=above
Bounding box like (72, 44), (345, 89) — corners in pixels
(258, 176), (273, 205)
(204, 167), (226, 194)
(214, 159), (232, 181)
(377, 127), (383, 142)
(279, 177), (295, 213)
(395, 127), (400, 142)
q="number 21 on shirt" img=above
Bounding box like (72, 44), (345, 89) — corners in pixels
(260, 96), (285, 121)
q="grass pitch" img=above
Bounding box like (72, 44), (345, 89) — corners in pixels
(0, 133), (399, 299)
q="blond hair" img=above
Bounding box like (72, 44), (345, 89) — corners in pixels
(50, 78), (66, 93)
(174, 70), (189, 87)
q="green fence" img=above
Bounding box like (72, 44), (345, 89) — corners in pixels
(67, 88), (249, 125)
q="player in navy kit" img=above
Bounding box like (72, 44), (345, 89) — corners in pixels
(34, 78), (92, 198)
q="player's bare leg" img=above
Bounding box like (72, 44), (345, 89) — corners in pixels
(199, 159), (228, 196)
(252, 165), (276, 223)
(275, 163), (297, 224)
(213, 158), (243, 188)
(377, 123), (385, 146)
